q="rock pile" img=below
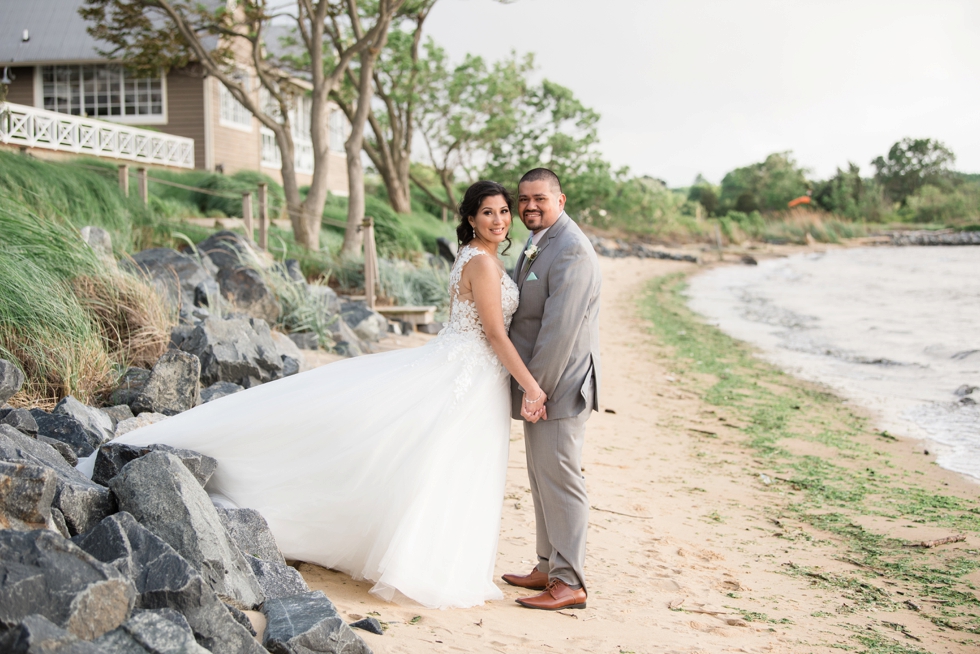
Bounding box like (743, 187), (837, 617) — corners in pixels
(127, 229), (389, 359)
(589, 236), (701, 263)
(0, 357), (374, 654)
(890, 230), (980, 246)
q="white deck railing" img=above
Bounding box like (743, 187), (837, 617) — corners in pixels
(0, 102), (194, 169)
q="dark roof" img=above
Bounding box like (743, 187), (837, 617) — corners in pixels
(0, 0), (222, 67)
(0, 0), (109, 65)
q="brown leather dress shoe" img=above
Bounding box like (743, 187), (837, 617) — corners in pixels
(516, 580), (587, 610)
(501, 567), (549, 590)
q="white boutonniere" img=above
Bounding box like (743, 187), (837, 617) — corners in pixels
(524, 244), (540, 262)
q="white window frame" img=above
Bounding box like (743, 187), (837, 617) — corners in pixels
(329, 106), (348, 153)
(259, 89), (315, 175)
(34, 64), (168, 126)
(218, 71), (254, 132)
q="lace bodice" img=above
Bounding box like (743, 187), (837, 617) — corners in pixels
(430, 245), (520, 399)
(444, 245), (520, 337)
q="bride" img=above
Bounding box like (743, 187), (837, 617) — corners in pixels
(95, 180), (545, 609)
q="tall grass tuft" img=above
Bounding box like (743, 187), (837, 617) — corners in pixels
(0, 193), (172, 405)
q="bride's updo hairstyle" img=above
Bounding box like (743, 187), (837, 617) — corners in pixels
(456, 180), (513, 254)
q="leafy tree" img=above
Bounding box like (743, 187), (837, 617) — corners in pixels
(719, 152), (810, 213)
(481, 78), (614, 214)
(812, 162), (887, 221)
(872, 137), (955, 205)
(687, 177), (719, 216)
(412, 46), (532, 212)
(81, 0), (403, 251)
(331, 1), (436, 215)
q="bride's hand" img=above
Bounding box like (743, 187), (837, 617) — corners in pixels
(521, 389), (548, 423)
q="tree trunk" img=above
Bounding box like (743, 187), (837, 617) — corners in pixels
(340, 45), (388, 257)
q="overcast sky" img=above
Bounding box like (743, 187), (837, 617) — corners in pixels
(425, 0), (980, 187)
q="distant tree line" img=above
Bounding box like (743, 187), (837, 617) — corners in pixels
(687, 138), (977, 226)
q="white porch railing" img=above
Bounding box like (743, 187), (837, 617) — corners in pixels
(0, 102), (194, 169)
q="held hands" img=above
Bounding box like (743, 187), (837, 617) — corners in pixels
(521, 389), (548, 423)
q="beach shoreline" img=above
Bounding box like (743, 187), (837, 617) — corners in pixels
(298, 250), (979, 653)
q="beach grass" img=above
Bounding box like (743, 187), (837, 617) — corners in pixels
(640, 273), (980, 650)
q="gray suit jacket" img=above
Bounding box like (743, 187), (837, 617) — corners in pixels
(509, 212), (601, 421)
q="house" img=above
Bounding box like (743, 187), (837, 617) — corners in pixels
(0, 0), (348, 194)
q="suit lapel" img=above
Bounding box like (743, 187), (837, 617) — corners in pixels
(518, 212), (572, 290)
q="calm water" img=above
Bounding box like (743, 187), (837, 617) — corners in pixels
(686, 247), (980, 481)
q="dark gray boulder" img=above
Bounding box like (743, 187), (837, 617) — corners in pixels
(262, 591), (371, 654)
(2, 407), (38, 435)
(270, 332), (302, 379)
(37, 437), (78, 467)
(0, 614), (101, 653)
(73, 513), (265, 654)
(199, 381), (244, 404)
(216, 266), (282, 325)
(180, 317), (284, 387)
(216, 507), (284, 563)
(128, 248), (219, 313)
(93, 610), (210, 654)
(50, 507), (70, 539)
(340, 302), (388, 343)
(309, 284), (341, 317)
(110, 368), (152, 408)
(31, 411), (102, 458)
(247, 556), (309, 600)
(196, 231), (252, 271)
(436, 236), (457, 265)
(0, 461), (57, 531)
(109, 452), (265, 609)
(0, 359), (25, 404)
(102, 405), (135, 427)
(349, 618), (383, 636)
(0, 529), (136, 640)
(131, 351), (201, 416)
(287, 332), (319, 351)
(0, 425), (114, 535)
(223, 604), (256, 637)
(53, 396), (114, 445)
(93, 442), (217, 488)
(329, 318), (366, 358)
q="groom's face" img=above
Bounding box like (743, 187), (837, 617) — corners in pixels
(518, 180), (565, 233)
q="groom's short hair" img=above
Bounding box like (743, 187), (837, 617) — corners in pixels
(519, 168), (562, 195)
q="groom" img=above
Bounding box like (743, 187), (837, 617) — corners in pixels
(505, 168), (602, 610)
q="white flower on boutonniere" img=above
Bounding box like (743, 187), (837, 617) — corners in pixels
(524, 244), (540, 262)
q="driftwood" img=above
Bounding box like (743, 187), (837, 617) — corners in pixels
(905, 534), (966, 549)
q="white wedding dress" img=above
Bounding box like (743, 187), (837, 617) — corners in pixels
(100, 245), (520, 609)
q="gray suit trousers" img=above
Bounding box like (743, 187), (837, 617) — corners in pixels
(523, 408), (590, 590)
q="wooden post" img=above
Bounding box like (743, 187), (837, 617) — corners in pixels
(714, 223), (724, 261)
(136, 168), (148, 205)
(242, 192), (253, 241)
(118, 164), (129, 197)
(257, 183), (269, 249)
(362, 216), (379, 309)
(441, 206), (448, 223)
(695, 203), (702, 222)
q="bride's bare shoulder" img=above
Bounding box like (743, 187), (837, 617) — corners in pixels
(459, 249), (503, 283)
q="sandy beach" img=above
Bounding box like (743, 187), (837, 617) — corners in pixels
(296, 254), (979, 654)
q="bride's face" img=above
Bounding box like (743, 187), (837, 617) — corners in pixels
(468, 195), (512, 245)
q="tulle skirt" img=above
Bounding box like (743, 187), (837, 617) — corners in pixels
(103, 335), (511, 609)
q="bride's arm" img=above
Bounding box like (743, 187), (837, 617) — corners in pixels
(464, 254), (545, 405)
